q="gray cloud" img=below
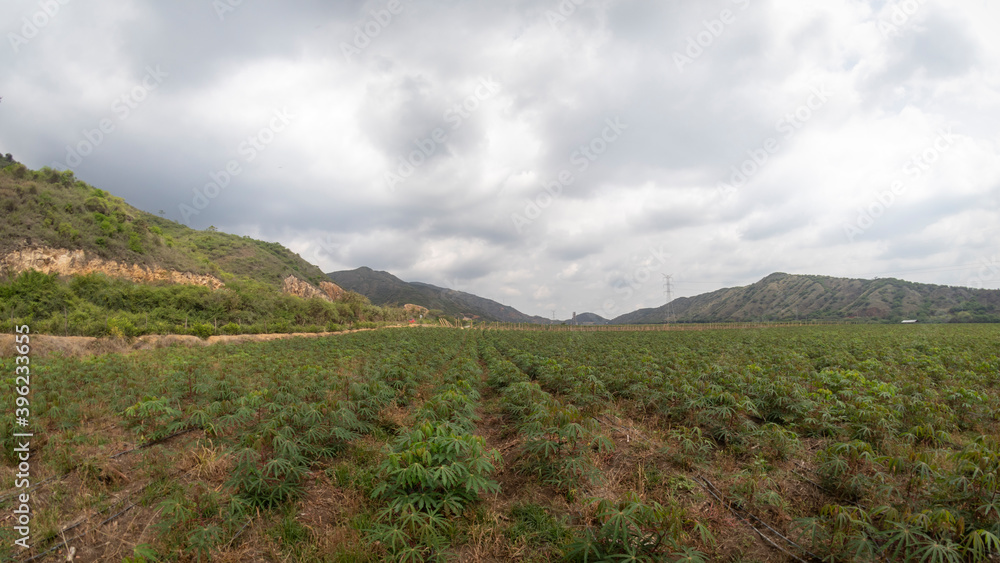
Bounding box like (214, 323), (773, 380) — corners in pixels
(2, 0), (999, 317)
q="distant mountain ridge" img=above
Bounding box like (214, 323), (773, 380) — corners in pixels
(568, 312), (609, 325)
(329, 269), (1000, 325)
(326, 267), (551, 323)
(612, 272), (1000, 324)
(8, 161), (993, 326)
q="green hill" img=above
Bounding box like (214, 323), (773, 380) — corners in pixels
(327, 267), (550, 323)
(0, 159), (327, 287)
(612, 272), (1000, 324)
(0, 159), (404, 336)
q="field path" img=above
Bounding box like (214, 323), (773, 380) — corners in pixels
(0, 325), (430, 357)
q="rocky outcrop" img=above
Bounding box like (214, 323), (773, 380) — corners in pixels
(1, 247), (224, 289)
(320, 281), (345, 300)
(282, 275), (345, 302)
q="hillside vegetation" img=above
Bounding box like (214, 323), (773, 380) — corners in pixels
(0, 159), (326, 286)
(0, 269), (406, 337)
(3, 325), (999, 561)
(0, 160), (410, 336)
(328, 266), (550, 323)
(614, 272), (1000, 324)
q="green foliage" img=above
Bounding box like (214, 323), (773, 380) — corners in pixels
(4, 325), (1000, 561)
(191, 322), (214, 339)
(228, 448), (305, 509)
(128, 231), (144, 253)
(0, 162), (342, 292)
(0, 268), (409, 336)
(124, 396), (183, 442)
(505, 503), (570, 547)
(108, 315), (139, 338)
(500, 377), (612, 492)
(373, 421), (500, 517)
(566, 493), (700, 561)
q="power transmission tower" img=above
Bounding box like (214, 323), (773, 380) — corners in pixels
(662, 274), (674, 322)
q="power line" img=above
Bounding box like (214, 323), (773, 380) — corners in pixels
(662, 274), (673, 322)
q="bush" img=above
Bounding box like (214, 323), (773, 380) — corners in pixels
(326, 322), (344, 332)
(221, 322), (240, 335)
(191, 323), (214, 339)
(566, 494), (703, 562)
(108, 316), (139, 338)
(57, 222), (79, 240)
(128, 233), (144, 253)
(374, 411), (501, 515)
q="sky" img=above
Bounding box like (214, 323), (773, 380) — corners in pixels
(2, 0), (999, 319)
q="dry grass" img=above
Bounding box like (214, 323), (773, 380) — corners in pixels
(0, 328), (412, 359)
(186, 440), (233, 481)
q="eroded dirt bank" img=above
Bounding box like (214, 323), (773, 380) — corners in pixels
(0, 327), (414, 358)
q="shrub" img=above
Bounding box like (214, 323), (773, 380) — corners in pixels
(221, 322), (240, 335)
(191, 323), (214, 339)
(566, 494), (704, 562)
(373, 421), (501, 517)
(129, 233), (144, 253)
(108, 316), (139, 338)
(57, 222), (79, 240)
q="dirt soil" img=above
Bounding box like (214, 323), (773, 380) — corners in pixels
(0, 326), (413, 358)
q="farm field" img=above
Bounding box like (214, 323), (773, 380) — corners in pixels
(2, 325), (1000, 562)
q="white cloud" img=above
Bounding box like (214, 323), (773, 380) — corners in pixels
(1, 0), (998, 318)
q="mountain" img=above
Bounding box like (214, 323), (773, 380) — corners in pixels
(327, 267), (550, 323)
(0, 161), (328, 287)
(567, 312), (609, 325)
(0, 160), (409, 337)
(612, 272), (1000, 324)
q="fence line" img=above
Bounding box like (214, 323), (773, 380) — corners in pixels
(479, 320), (860, 332)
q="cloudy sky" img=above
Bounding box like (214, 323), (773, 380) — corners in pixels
(2, 0), (999, 319)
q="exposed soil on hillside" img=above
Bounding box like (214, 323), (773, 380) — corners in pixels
(0, 326), (416, 358)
